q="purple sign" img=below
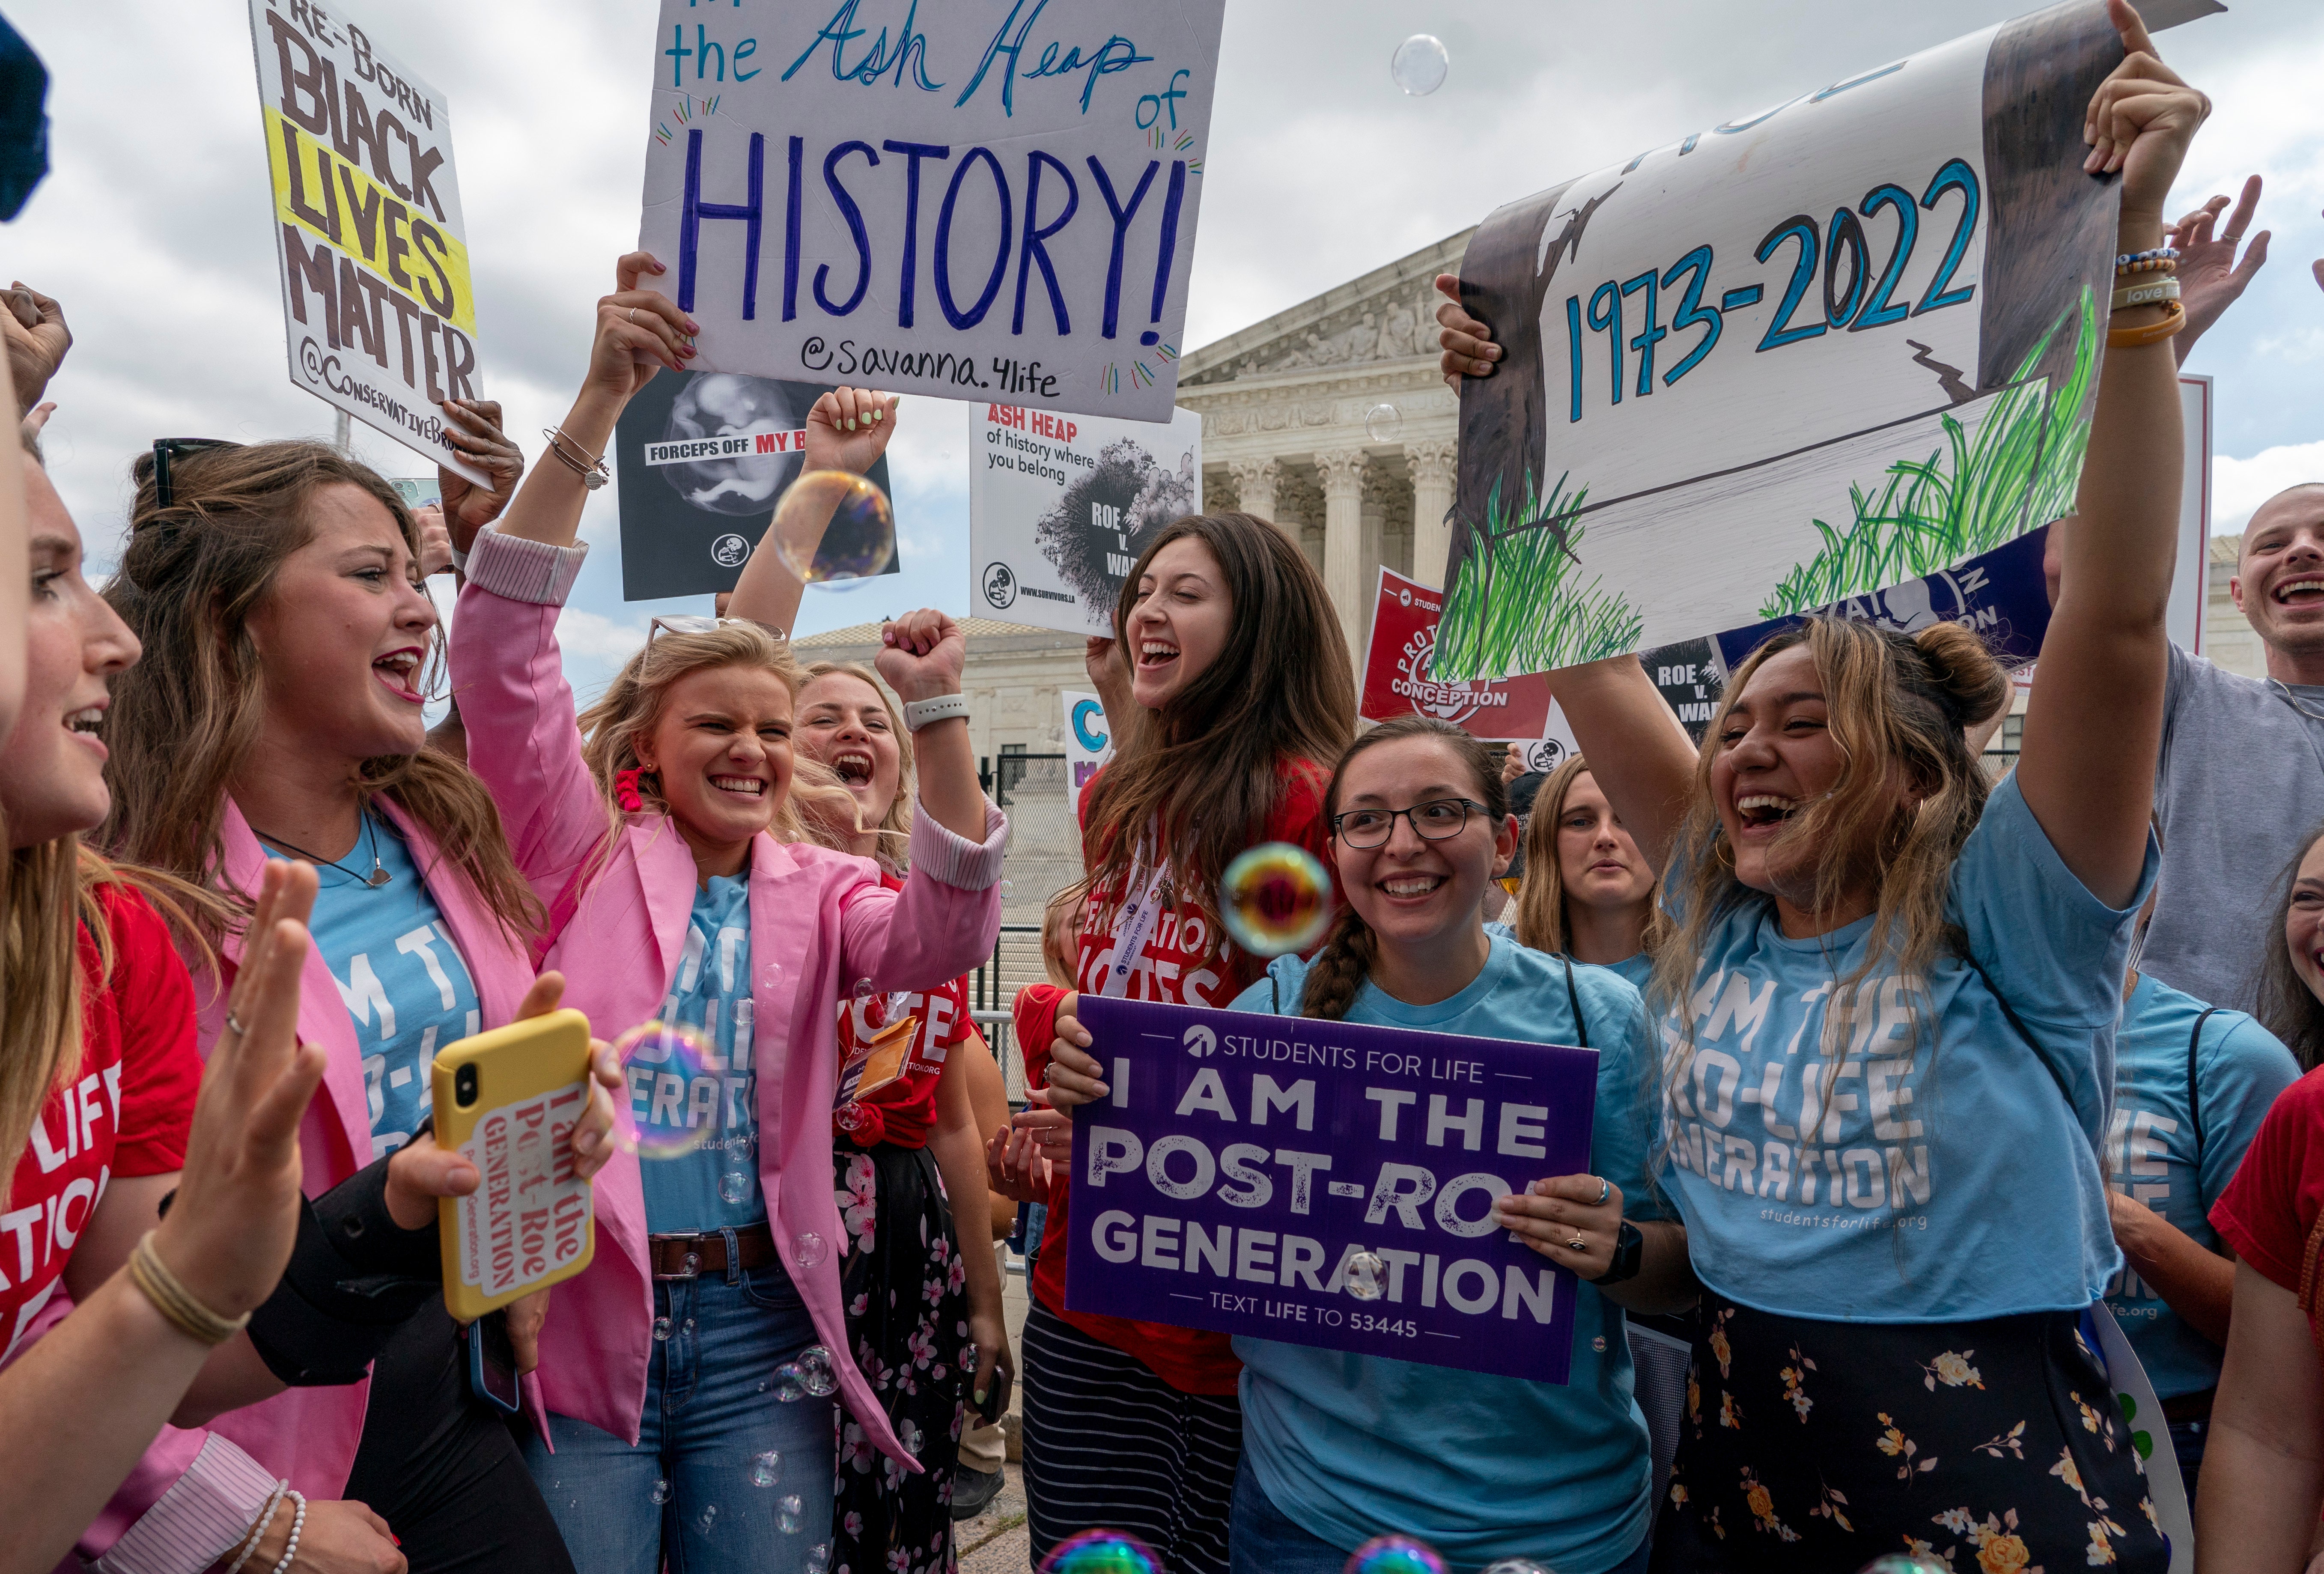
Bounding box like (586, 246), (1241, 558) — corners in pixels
(1067, 995), (1600, 1383)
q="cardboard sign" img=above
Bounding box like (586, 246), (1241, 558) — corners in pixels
(1064, 689), (1114, 812)
(971, 403), (1202, 634)
(634, 0), (1228, 422)
(1067, 994), (1598, 1383)
(1360, 568), (1558, 742)
(613, 370), (898, 601)
(1435, 7), (2123, 679)
(245, 0), (488, 485)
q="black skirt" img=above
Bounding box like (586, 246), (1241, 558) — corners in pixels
(1651, 1291), (2169, 1572)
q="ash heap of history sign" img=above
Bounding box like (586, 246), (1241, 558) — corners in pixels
(245, 0), (491, 485)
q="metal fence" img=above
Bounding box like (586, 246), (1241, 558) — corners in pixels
(959, 755), (1084, 1101)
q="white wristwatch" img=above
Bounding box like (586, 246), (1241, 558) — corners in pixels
(901, 692), (970, 732)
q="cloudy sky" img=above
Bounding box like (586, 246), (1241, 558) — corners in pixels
(7, 0), (2319, 702)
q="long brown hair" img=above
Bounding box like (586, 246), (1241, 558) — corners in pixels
(101, 441), (540, 941)
(1648, 616), (2009, 1087)
(2255, 823), (2324, 1072)
(1299, 716), (1507, 1022)
(1513, 754), (1671, 960)
(1076, 512), (1354, 951)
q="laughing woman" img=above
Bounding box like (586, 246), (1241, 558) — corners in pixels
(1436, 7), (2201, 1567)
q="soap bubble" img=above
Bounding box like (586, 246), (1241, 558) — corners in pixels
(758, 959), (784, 992)
(698, 1504), (718, 1534)
(806, 1545), (831, 1574)
(611, 1020), (719, 1159)
(1481, 1563), (1555, 1574)
(852, 977), (876, 1001)
(798, 1345), (839, 1397)
(1391, 35), (1448, 96)
(748, 1452), (783, 1488)
(1344, 1251), (1387, 1302)
(1856, 1559), (1950, 1574)
(653, 1315), (673, 1341)
(773, 469), (895, 590)
(794, 1231), (828, 1269)
(1220, 843), (1333, 957)
(650, 1479), (672, 1505)
(771, 1362), (809, 1402)
(720, 1170), (753, 1205)
(777, 1494), (804, 1533)
(1038, 1529), (1165, 1574)
(1346, 1535), (1448, 1574)
(1364, 403), (1403, 444)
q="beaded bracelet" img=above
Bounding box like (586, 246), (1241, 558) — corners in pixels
(2115, 247), (2180, 267)
(223, 1483), (289, 1574)
(2116, 255), (2178, 276)
(2106, 298), (2184, 348)
(266, 1491), (308, 1574)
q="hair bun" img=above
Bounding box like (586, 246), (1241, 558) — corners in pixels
(1910, 620), (2010, 729)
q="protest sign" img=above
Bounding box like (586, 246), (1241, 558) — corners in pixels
(245, 0), (487, 485)
(613, 370), (898, 602)
(1067, 994), (1598, 1383)
(1064, 690), (1114, 814)
(1433, 6), (2124, 680)
(1360, 568), (1556, 742)
(971, 403), (1202, 634)
(634, 0), (1228, 423)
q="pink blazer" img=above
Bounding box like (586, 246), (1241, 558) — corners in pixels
(77, 797), (543, 1562)
(450, 543), (1007, 1468)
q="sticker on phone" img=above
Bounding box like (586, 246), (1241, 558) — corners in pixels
(453, 1082), (593, 1299)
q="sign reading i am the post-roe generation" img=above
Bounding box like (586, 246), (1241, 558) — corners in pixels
(635, 1), (1227, 424)
(1067, 996), (1599, 1383)
(245, 0), (489, 484)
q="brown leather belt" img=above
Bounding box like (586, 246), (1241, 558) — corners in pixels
(649, 1223), (777, 1280)
(2162, 1387), (2214, 1425)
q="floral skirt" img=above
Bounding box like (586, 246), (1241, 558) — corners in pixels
(1650, 1292), (2169, 1573)
(830, 1139), (973, 1574)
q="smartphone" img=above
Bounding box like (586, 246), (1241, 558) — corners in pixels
(431, 1009), (598, 1321)
(974, 1362), (1013, 1425)
(465, 1311), (521, 1414)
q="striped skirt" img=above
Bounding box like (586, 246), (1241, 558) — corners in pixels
(1020, 1297), (1242, 1574)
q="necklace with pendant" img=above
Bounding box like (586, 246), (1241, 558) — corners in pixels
(253, 814), (392, 888)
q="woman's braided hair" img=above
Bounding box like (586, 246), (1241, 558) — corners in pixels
(1298, 715), (1509, 1021)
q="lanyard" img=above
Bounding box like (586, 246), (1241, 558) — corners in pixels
(1096, 858), (1171, 999)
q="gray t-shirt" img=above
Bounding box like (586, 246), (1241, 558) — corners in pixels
(2139, 643), (2324, 1011)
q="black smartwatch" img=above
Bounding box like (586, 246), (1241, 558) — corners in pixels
(1587, 1221), (1644, 1286)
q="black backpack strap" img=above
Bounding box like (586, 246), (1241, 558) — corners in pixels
(2188, 1006), (2220, 1154)
(1562, 954), (1591, 1049)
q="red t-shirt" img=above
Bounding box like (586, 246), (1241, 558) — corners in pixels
(3, 885), (203, 1356)
(2211, 1064), (2324, 1295)
(1022, 760), (1332, 1395)
(833, 870), (976, 1151)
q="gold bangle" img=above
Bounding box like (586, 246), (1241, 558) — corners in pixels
(126, 1230), (251, 1347)
(2106, 298), (2184, 349)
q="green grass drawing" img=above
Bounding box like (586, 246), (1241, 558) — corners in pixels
(1433, 470), (1645, 680)
(1756, 287), (2099, 619)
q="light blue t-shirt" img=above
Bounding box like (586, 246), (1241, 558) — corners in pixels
(1656, 772), (2153, 1322)
(268, 815), (480, 1162)
(1226, 934), (1662, 1574)
(2105, 973), (2298, 1397)
(1483, 921), (1653, 992)
(635, 872), (763, 1232)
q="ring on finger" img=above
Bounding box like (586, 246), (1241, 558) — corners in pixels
(224, 1009), (248, 1037)
(1567, 1233), (1587, 1252)
(1592, 1177), (1611, 1207)
(627, 307), (639, 324)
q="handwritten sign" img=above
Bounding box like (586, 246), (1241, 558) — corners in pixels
(971, 402), (1202, 634)
(1067, 994), (1598, 1383)
(244, 0), (487, 485)
(1064, 689), (1113, 812)
(1434, 7), (2122, 679)
(634, 1), (1227, 423)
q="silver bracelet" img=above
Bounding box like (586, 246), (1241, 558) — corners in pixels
(541, 426), (611, 491)
(901, 692), (970, 732)
(266, 1491), (307, 1574)
(224, 1482), (288, 1574)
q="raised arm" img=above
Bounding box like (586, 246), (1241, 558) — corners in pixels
(726, 385), (898, 635)
(2016, 1), (2207, 911)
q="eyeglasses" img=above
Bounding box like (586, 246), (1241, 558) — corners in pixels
(148, 438), (241, 512)
(1330, 798), (1488, 849)
(649, 614), (788, 645)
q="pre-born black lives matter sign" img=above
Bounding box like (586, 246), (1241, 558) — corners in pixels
(245, 0), (489, 485)
(634, 0), (1228, 423)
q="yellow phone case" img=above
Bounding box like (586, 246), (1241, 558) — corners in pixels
(431, 1008), (598, 1321)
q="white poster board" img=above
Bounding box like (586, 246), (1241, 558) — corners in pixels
(2172, 373), (2211, 655)
(1064, 689), (1114, 818)
(634, 1), (1227, 423)
(245, 0), (487, 485)
(970, 403), (1202, 635)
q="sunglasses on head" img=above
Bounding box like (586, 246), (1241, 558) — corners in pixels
(148, 438), (241, 512)
(648, 614), (788, 646)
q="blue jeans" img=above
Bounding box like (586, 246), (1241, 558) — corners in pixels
(524, 1259), (835, 1574)
(1228, 1455), (1652, 1574)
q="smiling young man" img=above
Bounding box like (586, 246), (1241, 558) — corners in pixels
(2137, 483), (2324, 1012)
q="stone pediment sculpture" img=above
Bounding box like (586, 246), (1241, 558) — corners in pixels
(1185, 276), (1445, 384)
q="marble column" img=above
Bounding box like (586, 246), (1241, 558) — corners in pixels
(1314, 447), (1371, 659)
(1407, 440), (1460, 590)
(1229, 456), (1281, 525)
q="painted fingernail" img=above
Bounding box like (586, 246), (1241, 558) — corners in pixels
(577, 1129), (601, 1154)
(846, 417), (858, 431)
(685, 318), (701, 334)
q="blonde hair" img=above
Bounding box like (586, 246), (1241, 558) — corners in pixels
(1040, 885), (1081, 989)
(576, 622), (808, 868)
(1648, 617), (2010, 1109)
(1512, 756), (1671, 960)
(798, 662), (915, 873)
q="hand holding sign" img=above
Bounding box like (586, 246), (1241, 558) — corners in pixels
(592, 252), (695, 403)
(1043, 995), (1108, 1106)
(1494, 1173), (1625, 1280)
(436, 398), (525, 545)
